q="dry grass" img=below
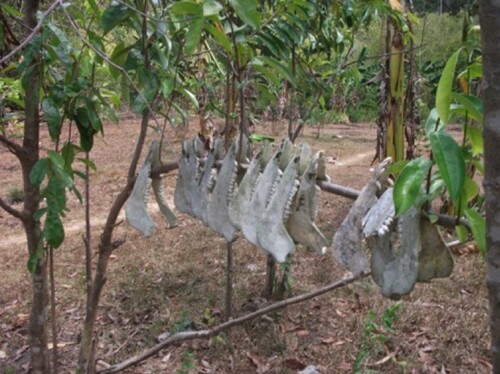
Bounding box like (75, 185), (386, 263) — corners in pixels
(0, 119), (490, 373)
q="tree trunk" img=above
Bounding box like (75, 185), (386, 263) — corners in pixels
(479, 1), (500, 372)
(21, 0), (50, 372)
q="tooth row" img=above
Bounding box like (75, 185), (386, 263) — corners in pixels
(194, 159), (202, 181)
(266, 171), (283, 207)
(207, 169), (217, 192)
(250, 172), (263, 200)
(283, 179), (300, 222)
(143, 178), (152, 204)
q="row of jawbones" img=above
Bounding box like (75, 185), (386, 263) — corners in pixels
(174, 135), (329, 264)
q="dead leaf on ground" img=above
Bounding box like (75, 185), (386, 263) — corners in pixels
(247, 352), (261, 367)
(320, 337), (345, 346)
(12, 313), (29, 328)
(47, 342), (72, 349)
(283, 358), (307, 370)
(338, 361), (352, 371)
(296, 329), (310, 337)
(419, 350), (436, 366)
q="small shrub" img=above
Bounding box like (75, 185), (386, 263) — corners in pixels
(7, 186), (24, 204)
(353, 303), (402, 373)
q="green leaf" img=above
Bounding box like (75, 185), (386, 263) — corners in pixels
(74, 108), (97, 151)
(463, 176), (479, 203)
(77, 157), (97, 171)
(466, 126), (483, 156)
(458, 61), (482, 80)
(464, 208), (486, 256)
(249, 134), (275, 142)
(41, 97), (62, 140)
(131, 89), (157, 114)
(171, 1), (204, 54)
(61, 144), (77, 174)
(48, 150), (65, 170)
(455, 224), (468, 243)
(171, 1), (200, 14)
(436, 49), (461, 126)
(88, 31), (105, 64)
(203, 0), (223, 16)
(185, 6), (204, 55)
(101, 4), (130, 34)
(33, 208), (47, 222)
(30, 158), (48, 186)
(429, 131), (466, 205)
(101, 88), (121, 109)
(229, 0), (260, 29)
(170, 101), (187, 122)
(86, 0), (101, 16)
(44, 209), (65, 248)
(204, 23), (232, 54)
(85, 99), (103, 134)
(393, 158), (431, 216)
(256, 56), (295, 84)
(44, 176), (67, 212)
(451, 93), (483, 123)
(386, 159), (408, 176)
(160, 79), (174, 97)
(1, 3), (24, 17)
(110, 42), (133, 78)
(179, 88), (199, 110)
(428, 214), (439, 224)
(152, 43), (169, 70)
(252, 63), (280, 85)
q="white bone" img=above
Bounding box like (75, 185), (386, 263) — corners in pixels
(257, 156), (300, 263)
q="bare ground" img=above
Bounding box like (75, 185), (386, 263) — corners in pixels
(0, 118), (490, 373)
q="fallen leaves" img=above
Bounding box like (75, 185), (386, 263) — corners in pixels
(282, 357), (307, 370)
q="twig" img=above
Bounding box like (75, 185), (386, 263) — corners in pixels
(0, 195), (24, 219)
(98, 273), (368, 373)
(0, 0), (63, 65)
(110, 328), (140, 356)
(84, 151), (92, 296)
(225, 241), (233, 320)
(49, 248), (58, 374)
(0, 134), (26, 159)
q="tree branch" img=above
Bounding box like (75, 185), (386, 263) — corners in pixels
(0, 134), (26, 159)
(0, 0), (63, 66)
(98, 273), (368, 373)
(0, 195), (24, 219)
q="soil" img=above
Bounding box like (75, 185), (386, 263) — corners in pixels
(0, 117), (491, 374)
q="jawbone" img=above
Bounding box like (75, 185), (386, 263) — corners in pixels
(331, 158), (391, 275)
(257, 156), (300, 263)
(286, 151), (328, 255)
(206, 143), (238, 242)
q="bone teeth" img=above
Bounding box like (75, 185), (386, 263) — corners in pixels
(283, 180), (300, 222)
(194, 159), (202, 180)
(143, 178), (152, 204)
(266, 172), (282, 206)
(207, 169), (217, 191)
